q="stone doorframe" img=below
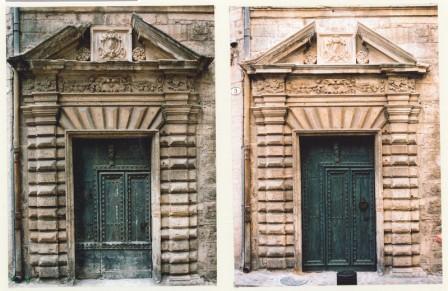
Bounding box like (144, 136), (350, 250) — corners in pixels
(245, 72), (426, 274)
(65, 130), (161, 281)
(292, 129), (384, 273)
(241, 21), (430, 274)
(8, 15), (213, 282)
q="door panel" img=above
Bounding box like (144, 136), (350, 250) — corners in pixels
(73, 138), (152, 279)
(128, 173), (151, 242)
(326, 169), (350, 267)
(301, 136), (376, 271)
(101, 172), (126, 242)
(352, 170), (376, 266)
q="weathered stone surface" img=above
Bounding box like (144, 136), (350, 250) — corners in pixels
(8, 6), (215, 284)
(233, 6), (440, 277)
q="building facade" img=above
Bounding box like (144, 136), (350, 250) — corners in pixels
(6, 6), (216, 284)
(231, 6), (441, 277)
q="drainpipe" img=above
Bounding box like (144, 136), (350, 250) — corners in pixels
(12, 7), (23, 282)
(241, 6), (251, 273)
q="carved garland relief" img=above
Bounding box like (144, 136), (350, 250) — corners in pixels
(132, 47), (146, 61)
(21, 75), (198, 94)
(252, 77), (390, 95)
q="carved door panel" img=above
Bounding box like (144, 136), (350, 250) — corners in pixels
(301, 136), (376, 271)
(73, 138), (151, 279)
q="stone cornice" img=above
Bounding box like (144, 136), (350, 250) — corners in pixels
(13, 59), (207, 74)
(242, 63), (429, 75)
(249, 6), (437, 18)
(19, 6), (214, 14)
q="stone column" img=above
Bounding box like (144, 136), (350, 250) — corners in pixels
(23, 73), (66, 278)
(383, 75), (422, 275)
(160, 74), (201, 283)
(251, 76), (294, 270)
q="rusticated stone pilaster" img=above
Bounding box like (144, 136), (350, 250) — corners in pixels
(252, 76), (295, 270)
(160, 77), (202, 282)
(23, 80), (66, 278)
(383, 75), (422, 275)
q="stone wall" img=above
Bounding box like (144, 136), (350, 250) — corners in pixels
(6, 6), (216, 282)
(231, 6), (441, 274)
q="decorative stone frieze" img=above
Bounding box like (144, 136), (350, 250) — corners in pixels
(387, 76), (416, 93)
(59, 75), (165, 93)
(253, 77), (285, 95)
(285, 77), (386, 95)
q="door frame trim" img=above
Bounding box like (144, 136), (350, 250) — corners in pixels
(65, 130), (162, 281)
(292, 129), (384, 273)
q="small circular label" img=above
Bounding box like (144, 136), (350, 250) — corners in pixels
(231, 87), (241, 95)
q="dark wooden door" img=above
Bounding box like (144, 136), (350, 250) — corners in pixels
(301, 136), (376, 271)
(73, 138), (152, 279)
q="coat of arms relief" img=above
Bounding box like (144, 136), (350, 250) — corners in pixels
(317, 35), (355, 64)
(91, 26), (132, 61)
(98, 31), (127, 60)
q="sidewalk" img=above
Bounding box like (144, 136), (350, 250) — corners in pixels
(235, 269), (443, 287)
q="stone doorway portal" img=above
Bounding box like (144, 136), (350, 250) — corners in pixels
(73, 137), (152, 279)
(300, 136), (376, 271)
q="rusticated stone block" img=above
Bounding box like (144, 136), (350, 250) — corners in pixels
(393, 256), (413, 267)
(162, 239), (190, 252)
(266, 257), (287, 269)
(37, 219), (58, 231)
(37, 196), (58, 207)
(162, 252), (191, 263)
(37, 231), (58, 243)
(37, 266), (59, 278)
(37, 208), (58, 219)
(266, 246), (294, 257)
(161, 193), (190, 204)
(258, 234), (286, 246)
(39, 255), (59, 266)
(30, 242), (58, 254)
(36, 148), (57, 160)
(392, 245), (412, 256)
(167, 263), (190, 274)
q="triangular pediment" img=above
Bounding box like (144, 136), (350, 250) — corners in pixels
(244, 21), (422, 67)
(8, 13), (211, 68)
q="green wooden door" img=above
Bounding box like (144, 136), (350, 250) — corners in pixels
(73, 138), (152, 279)
(301, 136), (376, 271)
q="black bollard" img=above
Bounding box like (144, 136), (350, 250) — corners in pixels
(337, 270), (357, 285)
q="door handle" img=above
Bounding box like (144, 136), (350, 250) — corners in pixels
(140, 222), (148, 231)
(359, 198), (369, 211)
